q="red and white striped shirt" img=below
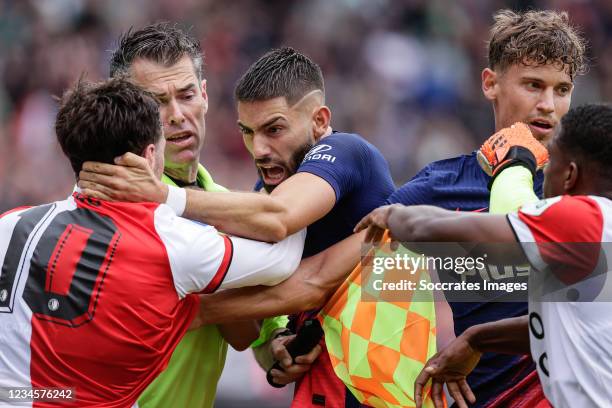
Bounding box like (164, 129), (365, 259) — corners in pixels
(508, 195), (612, 407)
(0, 193), (304, 407)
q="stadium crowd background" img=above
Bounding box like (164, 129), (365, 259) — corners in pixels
(0, 0), (610, 406)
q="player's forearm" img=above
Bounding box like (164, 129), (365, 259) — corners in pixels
(386, 205), (460, 242)
(218, 321), (260, 351)
(199, 232), (363, 324)
(183, 189), (290, 242)
(387, 205), (517, 244)
(199, 276), (320, 324)
(463, 315), (530, 355)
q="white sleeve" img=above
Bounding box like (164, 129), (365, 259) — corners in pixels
(219, 228), (306, 290)
(154, 204), (305, 298)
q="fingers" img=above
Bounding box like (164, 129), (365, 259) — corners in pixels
(431, 381), (445, 408)
(78, 180), (119, 201)
(294, 344), (322, 364)
(80, 187), (113, 202)
(269, 364), (310, 385)
(364, 225), (380, 244)
(270, 335), (295, 368)
(447, 381), (468, 408)
(79, 170), (119, 186)
(354, 214), (371, 233)
(115, 152), (147, 168)
(81, 161), (121, 176)
(390, 240), (399, 251)
(459, 379), (476, 403)
(414, 366), (432, 408)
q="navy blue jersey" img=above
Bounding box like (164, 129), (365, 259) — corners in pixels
(387, 152), (544, 408)
(256, 132), (394, 408)
(297, 132), (395, 257)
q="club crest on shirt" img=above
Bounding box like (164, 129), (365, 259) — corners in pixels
(520, 196), (562, 216)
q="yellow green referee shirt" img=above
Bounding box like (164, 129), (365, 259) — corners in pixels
(137, 164), (288, 408)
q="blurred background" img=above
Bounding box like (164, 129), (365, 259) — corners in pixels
(0, 0), (610, 406)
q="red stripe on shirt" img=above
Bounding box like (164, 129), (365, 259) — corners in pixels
(199, 235), (233, 294)
(0, 206), (32, 219)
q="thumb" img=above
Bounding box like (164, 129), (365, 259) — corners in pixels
(424, 363), (439, 375)
(115, 152), (144, 167)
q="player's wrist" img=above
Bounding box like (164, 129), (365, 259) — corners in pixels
(165, 185), (186, 216)
(462, 325), (485, 353)
(488, 146), (537, 190)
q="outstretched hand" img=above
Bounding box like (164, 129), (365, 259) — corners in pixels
(354, 204), (402, 245)
(78, 153), (168, 203)
(414, 333), (481, 408)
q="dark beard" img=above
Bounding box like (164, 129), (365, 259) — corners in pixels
(259, 141), (314, 193)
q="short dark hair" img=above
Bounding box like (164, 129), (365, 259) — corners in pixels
(487, 9), (587, 79)
(109, 22), (203, 80)
(558, 104), (612, 177)
(234, 47), (324, 105)
(56, 77), (161, 177)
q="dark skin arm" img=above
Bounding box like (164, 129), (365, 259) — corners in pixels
(197, 231), (364, 325)
(414, 316), (530, 408)
(355, 204), (526, 263)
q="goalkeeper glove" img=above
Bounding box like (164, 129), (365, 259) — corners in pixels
(477, 122), (549, 188)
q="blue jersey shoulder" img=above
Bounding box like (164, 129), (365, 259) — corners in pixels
(388, 152), (491, 210)
(298, 132), (391, 203)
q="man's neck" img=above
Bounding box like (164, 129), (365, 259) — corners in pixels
(164, 162), (199, 185)
(317, 126), (333, 142)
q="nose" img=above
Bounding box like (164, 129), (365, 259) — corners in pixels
(166, 99), (186, 126)
(251, 134), (272, 159)
(536, 87), (555, 115)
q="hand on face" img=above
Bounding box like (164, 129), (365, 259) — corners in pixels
(78, 153), (168, 203)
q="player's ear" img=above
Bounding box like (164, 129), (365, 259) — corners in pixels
(564, 161), (579, 192)
(482, 68), (498, 101)
(200, 79), (208, 114)
(142, 144), (157, 168)
(312, 105), (331, 139)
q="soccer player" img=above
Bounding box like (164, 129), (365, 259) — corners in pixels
(382, 9), (586, 407)
(107, 23), (288, 408)
(0, 78), (306, 407)
(358, 103), (612, 408)
(79, 47), (395, 407)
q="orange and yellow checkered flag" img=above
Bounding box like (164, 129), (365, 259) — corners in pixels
(319, 231), (440, 408)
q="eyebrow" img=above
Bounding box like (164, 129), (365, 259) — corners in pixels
(152, 83), (197, 98)
(238, 116), (285, 133)
(522, 76), (573, 87)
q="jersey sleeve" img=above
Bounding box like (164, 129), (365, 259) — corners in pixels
(489, 165), (538, 214)
(507, 195), (604, 283)
(154, 205), (305, 298)
(297, 134), (369, 202)
(386, 165), (433, 205)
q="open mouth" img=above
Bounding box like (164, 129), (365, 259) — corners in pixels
(167, 131), (195, 145)
(258, 165), (287, 185)
(529, 120), (554, 132)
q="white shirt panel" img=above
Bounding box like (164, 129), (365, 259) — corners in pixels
(508, 196), (612, 407)
(0, 199), (76, 406)
(153, 205), (305, 298)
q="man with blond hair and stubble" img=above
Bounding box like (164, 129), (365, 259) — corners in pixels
(383, 9), (587, 407)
